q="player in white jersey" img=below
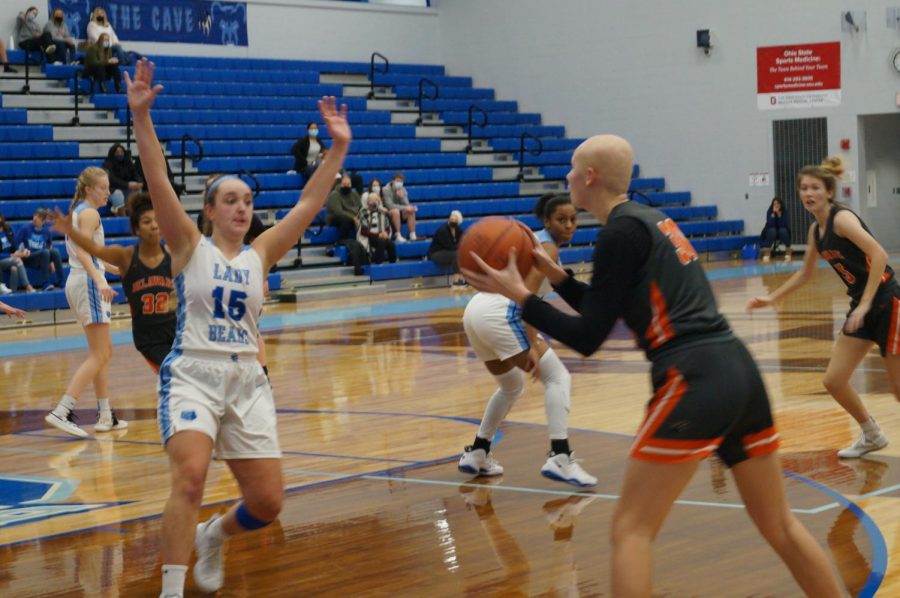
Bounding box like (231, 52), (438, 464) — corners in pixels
(126, 59), (352, 598)
(45, 167), (128, 438)
(459, 193), (597, 487)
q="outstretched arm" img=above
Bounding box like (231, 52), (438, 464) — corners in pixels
(50, 207), (131, 274)
(126, 59), (200, 269)
(253, 97), (351, 271)
(747, 224), (817, 311)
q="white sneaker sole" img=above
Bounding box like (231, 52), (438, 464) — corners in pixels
(541, 467), (598, 487)
(44, 413), (88, 438)
(95, 421), (128, 432)
(837, 441), (888, 459)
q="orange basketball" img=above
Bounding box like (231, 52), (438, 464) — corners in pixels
(458, 217), (535, 278)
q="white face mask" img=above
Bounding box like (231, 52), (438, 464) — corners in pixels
(371, 186), (381, 194)
(394, 181), (404, 190)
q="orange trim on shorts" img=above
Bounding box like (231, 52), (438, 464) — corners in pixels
(743, 426), (780, 458)
(630, 368), (691, 462)
(888, 296), (900, 356)
(144, 356), (160, 374)
(645, 281), (675, 350)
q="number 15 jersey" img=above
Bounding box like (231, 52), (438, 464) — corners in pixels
(172, 237), (264, 357)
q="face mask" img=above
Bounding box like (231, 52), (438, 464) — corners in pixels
(340, 187), (351, 195)
(371, 186), (380, 195)
(449, 221), (459, 229)
(97, 16), (106, 23)
(309, 129), (319, 138)
(394, 181), (404, 189)
(54, 16), (64, 24)
(27, 11), (37, 20)
(368, 202), (378, 211)
(102, 41), (110, 49)
(114, 153), (125, 161)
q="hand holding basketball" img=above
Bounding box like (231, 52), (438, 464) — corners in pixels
(462, 247), (531, 304)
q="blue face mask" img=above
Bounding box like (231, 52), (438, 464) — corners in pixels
(102, 41), (110, 49)
(309, 129), (319, 138)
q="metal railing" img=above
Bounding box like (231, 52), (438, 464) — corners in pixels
(238, 170), (261, 198)
(367, 52), (389, 99)
(517, 132), (543, 181)
(179, 134), (204, 191)
(465, 104), (488, 153)
(415, 78), (439, 126)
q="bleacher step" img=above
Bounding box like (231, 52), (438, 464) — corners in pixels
(367, 98), (416, 111)
(467, 153), (516, 166)
(0, 78), (65, 93)
(2, 93), (82, 108)
(275, 254), (340, 271)
(442, 139), (490, 152)
(54, 125), (126, 141)
(391, 112), (440, 125)
(493, 166), (542, 181)
(28, 109), (113, 125)
(416, 126), (465, 138)
(519, 180), (565, 195)
(343, 86), (394, 98)
(276, 282), (386, 304)
(280, 265), (357, 283)
(319, 73), (370, 85)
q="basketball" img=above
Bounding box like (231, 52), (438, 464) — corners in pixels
(458, 216), (535, 278)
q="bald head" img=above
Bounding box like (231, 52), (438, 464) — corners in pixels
(574, 135), (634, 196)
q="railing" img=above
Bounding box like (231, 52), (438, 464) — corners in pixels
(517, 132), (543, 181)
(21, 50), (38, 94)
(179, 134), (204, 191)
(415, 77), (439, 126)
(465, 104), (488, 154)
(71, 68), (83, 125)
(367, 52), (389, 99)
(238, 170), (261, 198)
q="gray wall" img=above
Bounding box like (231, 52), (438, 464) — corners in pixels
(860, 114), (900, 250)
(435, 0), (900, 233)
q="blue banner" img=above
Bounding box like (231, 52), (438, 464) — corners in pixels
(49, 0), (249, 46)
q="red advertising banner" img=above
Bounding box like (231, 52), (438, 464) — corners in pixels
(756, 42), (841, 109)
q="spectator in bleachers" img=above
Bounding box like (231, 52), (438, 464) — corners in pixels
(86, 7), (128, 65)
(357, 191), (396, 264)
(428, 210), (465, 286)
(382, 172), (418, 242)
(14, 208), (64, 290)
(289, 123), (328, 178)
(103, 143), (143, 215)
(0, 38), (18, 72)
(43, 7), (76, 65)
(15, 6), (57, 58)
(326, 175), (361, 240)
(0, 212), (35, 293)
(760, 196), (792, 263)
(361, 179), (382, 205)
(84, 33), (122, 94)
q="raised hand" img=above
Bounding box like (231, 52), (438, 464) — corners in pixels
(125, 59), (164, 114)
(48, 207), (74, 236)
(318, 96), (351, 147)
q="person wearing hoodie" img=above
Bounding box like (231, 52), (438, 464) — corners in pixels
(85, 33), (122, 94)
(15, 6), (57, 57)
(102, 143), (143, 215)
(86, 7), (128, 65)
(43, 7), (76, 65)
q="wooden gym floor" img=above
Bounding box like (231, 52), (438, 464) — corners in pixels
(1, 258), (899, 597)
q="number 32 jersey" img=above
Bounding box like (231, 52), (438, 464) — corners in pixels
(172, 237), (264, 357)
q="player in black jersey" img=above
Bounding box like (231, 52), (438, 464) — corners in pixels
(52, 192), (175, 372)
(748, 156), (898, 459)
(464, 135), (841, 597)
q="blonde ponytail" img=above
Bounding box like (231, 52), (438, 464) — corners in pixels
(70, 166), (108, 211)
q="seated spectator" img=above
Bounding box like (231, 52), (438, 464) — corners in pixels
(43, 7), (76, 65)
(133, 154), (186, 197)
(0, 37), (18, 72)
(361, 179), (382, 205)
(86, 7), (128, 65)
(103, 143), (143, 215)
(382, 172), (418, 242)
(289, 123), (327, 178)
(16, 6), (57, 58)
(84, 33), (121, 93)
(427, 210), (465, 286)
(326, 175), (362, 240)
(760, 196), (792, 262)
(0, 212), (35, 293)
(14, 208), (64, 290)
(357, 192), (396, 265)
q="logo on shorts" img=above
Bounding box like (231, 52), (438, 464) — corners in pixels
(105, 311), (111, 319)
(180, 410), (197, 421)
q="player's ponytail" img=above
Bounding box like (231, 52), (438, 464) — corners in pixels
(70, 167), (108, 211)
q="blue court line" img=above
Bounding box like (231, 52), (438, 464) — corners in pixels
(784, 471), (887, 598)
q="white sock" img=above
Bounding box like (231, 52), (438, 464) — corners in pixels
(476, 368), (524, 440)
(97, 398), (111, 416)
(160, 564), (187, 597)
(53, 395), (77, 417)
(861, 417), (880, 437)
(538, 349), (571, 440)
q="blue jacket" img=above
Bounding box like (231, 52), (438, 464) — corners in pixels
(14, 223), (52, 253)
(765, 208), (788, 230)
(0, 228), (15, 258)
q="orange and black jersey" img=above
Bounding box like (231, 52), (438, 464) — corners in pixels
(121, 243), (176, 352)
(814, 205), (895, 305)
(521, 201), (730, 360)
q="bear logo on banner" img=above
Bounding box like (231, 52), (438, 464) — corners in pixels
(211, 2), (247, 46)
(57, 0), (90, 39)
